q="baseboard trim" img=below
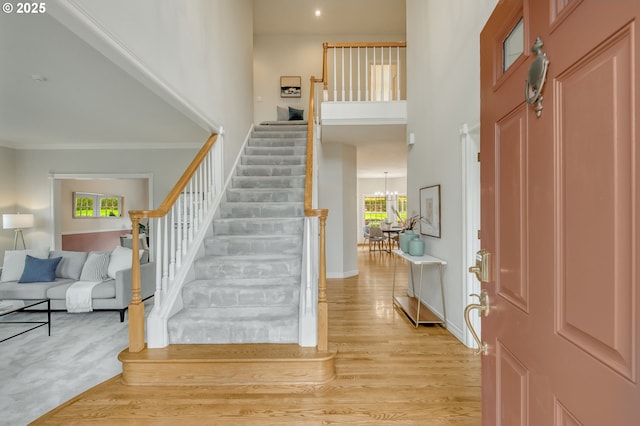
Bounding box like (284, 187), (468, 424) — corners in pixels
(326, 269), (359, 279)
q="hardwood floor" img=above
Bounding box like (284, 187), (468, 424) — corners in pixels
(32, 249), (481, 425)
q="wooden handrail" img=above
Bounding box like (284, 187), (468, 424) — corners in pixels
(324, 41), (407, 49)
(126, 133), (218, 352)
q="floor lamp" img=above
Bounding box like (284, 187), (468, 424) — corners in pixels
(2, 213), (34, 250)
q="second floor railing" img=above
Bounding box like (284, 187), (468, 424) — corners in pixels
(322, 41), (407, 103)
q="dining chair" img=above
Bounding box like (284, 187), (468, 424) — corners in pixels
(368, 227), (386, 252)
(362, 226), (371, 249)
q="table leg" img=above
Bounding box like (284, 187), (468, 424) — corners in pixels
(439, 264), (447, 328)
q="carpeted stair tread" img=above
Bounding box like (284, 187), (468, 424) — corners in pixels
(248, 138), (306, 147)
(231, 176), (305, 189)
(212, 217), (304, 236)
(219, 202), (304, 218)
(205, 234), (302, 256)
(236, 164), (306, 176)
(241, 155), (306, 166)
(225, 188), (304, 202)
(168, 306), (299, 344)
(182, 283), (300, 308)
(194, 254), (301, 280)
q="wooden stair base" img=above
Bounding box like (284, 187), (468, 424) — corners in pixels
(118, 344), (337, 386)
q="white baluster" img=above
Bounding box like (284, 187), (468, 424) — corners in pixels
(365, 47), (369, 101)
(349, 46), (353, 101)
(154, 217), (162, 306)
(162, 215), (169, 297)
(341, 47), (345, 101)
(333, 48), (337, 101)
(388, 46), (392, 101)
(372, 46), (376, 101)
(169, 206), (176, 280)
(357, 46), (361, 101)
(397, 46), (401, 100)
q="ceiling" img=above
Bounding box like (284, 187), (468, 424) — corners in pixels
(1, 1), (407, 177)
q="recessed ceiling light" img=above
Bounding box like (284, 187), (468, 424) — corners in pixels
(31, 74), (47, 82)
(314, 9), (321, 17)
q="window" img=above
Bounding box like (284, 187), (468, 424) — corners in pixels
(503, 18), (524, 71)
(364, 195), (407, 227)
(73, 192), (123, 218)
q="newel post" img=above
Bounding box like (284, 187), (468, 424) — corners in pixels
(128, 216), (145, 352)
(317, 210), (329, 352)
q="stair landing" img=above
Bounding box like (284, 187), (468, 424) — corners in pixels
(119, 344), (337, 386)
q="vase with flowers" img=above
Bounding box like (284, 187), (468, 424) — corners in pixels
(393, 207), (425, 254)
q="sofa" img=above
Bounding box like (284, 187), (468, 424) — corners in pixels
(0, 246), (155, 322)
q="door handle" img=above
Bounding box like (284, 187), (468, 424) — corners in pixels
(464, 290), (489, 355)
(469, 249), (491, 283)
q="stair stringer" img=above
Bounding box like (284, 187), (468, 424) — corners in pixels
(146, 126), (253, 349)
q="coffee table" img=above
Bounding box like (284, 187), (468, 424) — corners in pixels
(0, 299), (51, 343)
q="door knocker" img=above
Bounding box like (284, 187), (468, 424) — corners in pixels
(525, 37), (549, 118)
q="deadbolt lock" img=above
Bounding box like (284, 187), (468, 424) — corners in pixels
(469, 249), (491, 283)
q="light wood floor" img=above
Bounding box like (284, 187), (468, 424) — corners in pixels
(33, 249), (481, 425)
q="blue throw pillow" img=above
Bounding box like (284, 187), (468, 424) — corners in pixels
(18, 255), (62, 283)
(288, 106), (304, 120)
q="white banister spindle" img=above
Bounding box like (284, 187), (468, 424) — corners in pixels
(154, 217), (162, 305)
(381, 46), (386, 101)
(333, 48), (337, 101)
(341, 47), (345, 101)
(169, 208), (176, 280)
(388, 46), (392, 101)
(357, 47), (361, 101)
(162, 215), (169, 295)
(365, 47), (369, 101)
(396, 46), (401, 100)
(372, 46), (376, 101)
(349, 47), (353, 101)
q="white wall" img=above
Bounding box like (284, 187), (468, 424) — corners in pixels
(254, 34), (405, 125)
(13, 148), (197, 252)
(53, 0), (254, 174)
(0, 147), (17, 263)
(318, 143), (358, 278)
(406, 0), (497, 342)
(60, 178), (148, 234)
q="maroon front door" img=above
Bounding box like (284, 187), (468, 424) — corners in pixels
(479, 0), (640, 424)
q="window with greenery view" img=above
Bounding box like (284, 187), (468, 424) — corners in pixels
(364, 195), (407, 227)
(73, 192), (123, 218)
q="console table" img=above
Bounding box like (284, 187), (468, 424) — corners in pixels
(391, 250), (447, 327)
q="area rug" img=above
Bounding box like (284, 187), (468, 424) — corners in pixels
(0, 299), (153, 426)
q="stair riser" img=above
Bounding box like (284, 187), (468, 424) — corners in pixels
(245, 146), (306, 156)
(226, 189), (304, 202)
(220, 203), (304, 219)
(182, 285), (300, 308)
(213, 218), (303, 236)
(241, 156), (306, 166)
(194, 258), (301, 280)
(236, 165), (306, 176)
(232, 176), (305, 189)
(252, 131), (306, 139)
(205, 236), (302, 256)
(249, 139), (306, 147)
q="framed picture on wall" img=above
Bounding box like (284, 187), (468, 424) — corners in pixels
(419, 185), (441, 238)
(280, 76), (301, 98)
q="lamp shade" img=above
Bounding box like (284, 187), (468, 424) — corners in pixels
(2, 213), (34, 230)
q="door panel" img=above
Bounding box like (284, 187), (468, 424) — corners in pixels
(480, 0), (640, 424)
(496, 105), (529, 312)
(554, 22), (635, 380)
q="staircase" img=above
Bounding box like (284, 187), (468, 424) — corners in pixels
(167, 124), (307, 344)
(118, 124), (336, 386)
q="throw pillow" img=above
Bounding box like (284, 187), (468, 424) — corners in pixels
(277, 105), (289, 121)
(50, 250), (88, 280)
(0, 248), (50, 282)
(107, 245), (144, 279)
(18, 255), (62, 283)
(79, 252), (110, 281)
(288, 106), (304, 121)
